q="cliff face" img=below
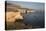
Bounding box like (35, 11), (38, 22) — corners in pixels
(6, 12), (23, 22)
(6, 3), (32, 30)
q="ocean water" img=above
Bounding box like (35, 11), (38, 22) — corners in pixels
(23, 10), (44, 28)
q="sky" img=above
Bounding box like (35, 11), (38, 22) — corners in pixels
(7, 1), (44, 10)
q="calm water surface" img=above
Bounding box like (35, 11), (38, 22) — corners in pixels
(23, 10), (44, 28)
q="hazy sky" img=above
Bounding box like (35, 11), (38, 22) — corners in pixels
(7, 1), (44, 10)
